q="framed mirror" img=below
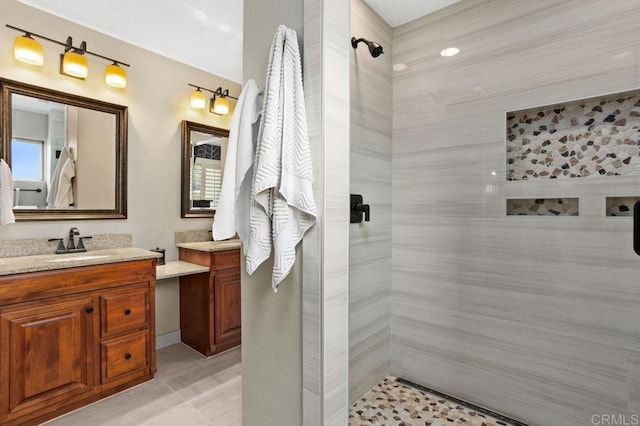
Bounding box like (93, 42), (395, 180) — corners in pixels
(181, 120), (229, 218)
(0, 78), (127, 221)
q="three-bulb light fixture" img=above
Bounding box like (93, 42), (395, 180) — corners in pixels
(188, 84), (237, 116)
(8, 24), (130, 88)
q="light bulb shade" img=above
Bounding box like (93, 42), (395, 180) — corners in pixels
(190, 89), (206, 109)
(212, 96), (229, 115)
(105, 63), (127, 88)
(62, 51), (88, 78)
(13, 35), (44, 66)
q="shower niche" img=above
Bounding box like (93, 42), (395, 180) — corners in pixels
(505, 89), (640, 216)
(506, 90), (640, 181)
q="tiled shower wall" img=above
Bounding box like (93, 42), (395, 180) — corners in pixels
(392, 0), (640, 425)
(349, 0), (392, 404)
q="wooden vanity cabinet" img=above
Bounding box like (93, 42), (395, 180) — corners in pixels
(178, 248), (241, 356)
(0, 259), (156, 426)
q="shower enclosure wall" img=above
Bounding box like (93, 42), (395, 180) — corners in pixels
(391, 0), (640, 424)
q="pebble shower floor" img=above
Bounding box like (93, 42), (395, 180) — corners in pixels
(349, 376), (522, 426)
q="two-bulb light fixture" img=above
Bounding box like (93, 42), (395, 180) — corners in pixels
(8, 24), (130, 88)
(188, 84), (237, 116)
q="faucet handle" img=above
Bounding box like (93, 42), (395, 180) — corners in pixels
(77, 236), (93, 251)
(48, 238), (66, 254)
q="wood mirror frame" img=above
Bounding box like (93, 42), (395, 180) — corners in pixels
(181, 120), (230, 218)
(0, 78), (127, 221)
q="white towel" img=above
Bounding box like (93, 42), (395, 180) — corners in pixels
(47, 147), (74, 208)
(249, 25), (317, 291)
(213, 79), (263, 247)
(0, 159), (15, 226)
(53, 158), (75, 208)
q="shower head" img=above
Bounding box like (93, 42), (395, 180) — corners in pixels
(351, 37), (384, 58)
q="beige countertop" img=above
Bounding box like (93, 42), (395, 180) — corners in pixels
(176, 239), (241, 252)
(0, 247), (161, 277)
(156, 261), (210, 280)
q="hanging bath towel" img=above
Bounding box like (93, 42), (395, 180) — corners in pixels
(47, 147), (75, 208)
(249, 25), (317, 291)
(0, 159), (15, 226)
(53, 158), (76, 208)
(213, 79), (263, 246)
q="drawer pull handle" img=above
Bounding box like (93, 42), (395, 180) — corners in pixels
(124, 353), (132, 360)
(86, 307), (94, 314)
(124, 309), (131, 315)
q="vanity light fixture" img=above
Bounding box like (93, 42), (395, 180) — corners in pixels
(13, 32), (44, 66)
(187, 84), (237, 115)
(6, 25), (130, 87)
(61, 37), (88, 79)
(211, 89), (230, 115)
(105, 62), (127, 88)
(190, 87), (207, 109)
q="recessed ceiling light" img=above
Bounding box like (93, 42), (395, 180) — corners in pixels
(440, 47), (460, 57)
(393, 63), (408, 71)
(491, 171), (497, 176)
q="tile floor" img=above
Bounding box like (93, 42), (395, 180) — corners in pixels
(45, 343), (242, 426)
(349, 376), (517, 426)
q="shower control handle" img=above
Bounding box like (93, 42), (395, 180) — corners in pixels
(634, 201), (640, 256)
(350, 194), (370, 223)
(356, 203), (370, 222)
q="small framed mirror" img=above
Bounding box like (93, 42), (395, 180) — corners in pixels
(0, 78), (127, 221)
(181, 120), (230, 218)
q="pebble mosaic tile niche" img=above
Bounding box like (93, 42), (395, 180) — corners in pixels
(506, 198), (579, 216)
(606, 196), (640, 217)
(507, 91), (640, 180)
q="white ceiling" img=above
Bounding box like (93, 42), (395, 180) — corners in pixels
(364, 0), (464, 27)
(17, 0), (243, 83)
(17, 0), (458, 84)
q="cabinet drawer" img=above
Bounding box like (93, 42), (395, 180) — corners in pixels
(101, 331), (149, 384)
(101, 287), (149, 338)
(213, 250), (240, 271)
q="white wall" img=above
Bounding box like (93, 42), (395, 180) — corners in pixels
(392, 0), (640, 424)
(242, 0), (352, 424)
(241, 1), (304, 425)
(349, 0), (392, 404)
(0, 0), (240, 338)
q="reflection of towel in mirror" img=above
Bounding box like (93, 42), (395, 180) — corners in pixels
(47, 147), (75, 208)
(213, 79), (263, 245)
(53, 158), (75, 208)
(248, 25), (317, 291)
(0, 159), (15, 226)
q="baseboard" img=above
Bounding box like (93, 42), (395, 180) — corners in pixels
(156, 330), (181, 349)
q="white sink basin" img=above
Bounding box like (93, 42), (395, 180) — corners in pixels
(47, 255), (110, 263)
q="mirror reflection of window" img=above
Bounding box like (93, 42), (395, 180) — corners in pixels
(11, 138), (44, 180)
(190, 130), (226, 210)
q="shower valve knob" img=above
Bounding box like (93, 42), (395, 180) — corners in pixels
(351, 194), (371, 223)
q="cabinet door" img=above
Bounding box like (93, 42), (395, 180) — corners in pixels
(214, 268), (241, 345)
(0, 296), (96, 423)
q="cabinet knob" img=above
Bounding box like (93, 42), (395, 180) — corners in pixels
(124, 309), (131, 316)
(124, 353), (132, 360)
(86, 307), (94, 314)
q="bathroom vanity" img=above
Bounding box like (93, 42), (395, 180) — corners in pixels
(0, 249), (157, 425)
(177, 240), (241, 356)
